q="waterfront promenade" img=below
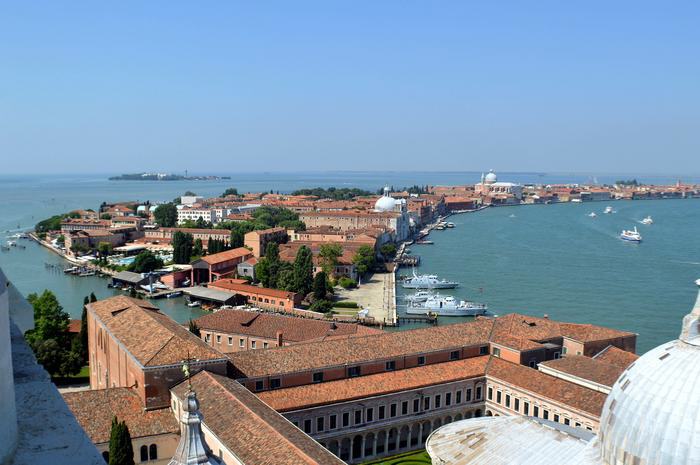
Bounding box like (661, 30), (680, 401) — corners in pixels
(335, 271), (397, 325)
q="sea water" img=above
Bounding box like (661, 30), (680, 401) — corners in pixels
(0, 172), (698, 353)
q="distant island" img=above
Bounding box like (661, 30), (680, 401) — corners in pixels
(109, 173), (230, 181)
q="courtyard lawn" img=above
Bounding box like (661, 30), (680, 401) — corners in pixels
(361, 450), (432, 465)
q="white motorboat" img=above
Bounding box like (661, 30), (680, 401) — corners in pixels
(641, 216), (653, 225)
(588, 212), (597, 217)
(406, 294), (488, 317)
(404, 290), (433, 303)
(402, 270), (459, 289)
(446, 222), (455, 228)
(604, 206), (614, 214)
(187, 300), (201, 307)
(7, 240), (17, 247)
(620, 227), (642, 242)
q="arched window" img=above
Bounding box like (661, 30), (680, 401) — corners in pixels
(140, 445), (148, 462)
(149, 444), (158, 460)
(102, 451), (109, 463)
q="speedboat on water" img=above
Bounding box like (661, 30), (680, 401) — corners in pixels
(404, 290), (433, 303)
(406, 294), (488, 317)
(402, 270), (459, 289)
(604, 206), (614, 214)
(620, 227), (642, 242)
(588, 212), (597, 217)
(641, 216), (653, 225)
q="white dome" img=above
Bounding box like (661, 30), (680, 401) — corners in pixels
(484, 170), (498, 184)
(375, 186), (397, 212)
(374, 195), (397, 212)
(599, 280), (700, 465)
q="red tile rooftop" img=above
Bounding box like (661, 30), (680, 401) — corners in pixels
(194, 309), (380, 343)
(228, 319), (495, 379)
(88, 296), (226, 367)
(63, 388), (178, 444)
(593, 345), (639, 368)
(198, 247), (253, 265)
(172, 371), (343, 465)
(209, 279), (299, 300)
(539, 355), (627, 387)
(258, 356), (490, 412)
(487, 357), (607, 416)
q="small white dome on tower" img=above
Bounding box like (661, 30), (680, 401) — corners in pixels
(599, 279), (700, 465)
(484, 170), (498, 184)
(374, 186), (397, 212)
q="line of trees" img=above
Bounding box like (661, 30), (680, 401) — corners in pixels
(290, 187), (374, 200)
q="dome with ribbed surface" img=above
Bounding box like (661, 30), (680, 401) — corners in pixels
(599, 280), (700, 465)
(374, 186), (397, 212)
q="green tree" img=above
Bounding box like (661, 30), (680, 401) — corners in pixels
(188, 319), (201, 337)
(108, 417), (135, 465)
(192, 238), (204, 257)
(79, 303), (88, 363)
(153, 203), (178, 227)
(90, 292), (97, 302)
(313, 271), (328, 301)
(276, 266), (295, 291)
(379, 243), (397, 261)
(128, 251), (164, 273)
(172, 232), (194, 264)
(25, 290), (70, 347)
(319, 243), (343, 277)
(352, 245), (376, 277)
(25, 290), (82, 377)
(98, 242), (113, 258)
(221, 187), (239, 197)
(195, 216), (209, 229)
(292, 246), (314, 297)
(254, 258), (271, 287)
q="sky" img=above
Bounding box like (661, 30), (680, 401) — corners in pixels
(1, 1), (699, 175)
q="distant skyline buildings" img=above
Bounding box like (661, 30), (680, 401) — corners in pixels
(2, 1), (699, 174)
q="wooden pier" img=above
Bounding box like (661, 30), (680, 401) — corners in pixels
(397, 315), (438, 326)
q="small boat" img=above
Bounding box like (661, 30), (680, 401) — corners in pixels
(63, 266), (79, 274)
(79, 270), (96, 277)
(641, 216), (653, 225)
(402, 270), (459, 289)
(604, 206), (614, 214)
(588, 212), (597, 218)
(415, 240), (433, 245)
(620, 227), (642, 242)
(446, 222), (455, 228)
(7, 240), (17, 247)
(187, 300), (201, 307)
(166, 291), (183, 298)
(406, 294), (488, 317)
(571, 198), (583, 203)
(509, 214), (516, 218)
(404, 290), (433, 303)
(404, 248), (412, 255)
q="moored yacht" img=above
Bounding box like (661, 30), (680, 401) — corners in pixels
(641, 216), (653, 225)
(620, 227), (642, 242)
(588, 212), (597, 217)
(604, 206), (614, 214)
(406, 294), (488, 317)
(402, 271), (459, 289)
(404, 290), (433, 303)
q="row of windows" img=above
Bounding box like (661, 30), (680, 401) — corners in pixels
(294, 385), (484, 435)
(255, 347), (489, 391)
(205, 333), (270, 350)
(487, 387), (592, 431)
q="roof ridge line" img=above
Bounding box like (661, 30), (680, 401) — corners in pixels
(144, 334), (176, 366)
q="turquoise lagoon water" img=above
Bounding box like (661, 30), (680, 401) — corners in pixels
(0, 172), (698, 353)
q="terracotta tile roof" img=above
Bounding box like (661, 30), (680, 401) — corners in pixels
(67, 319), (82, 333)
(62, 388), (178, 444)
(228, 319), (494, 378)
(486, 313), (635, 351)
(558, 322), (635, 343)
(486, 357), (607, 416)
(199, 247), (253, 265)
(209, 280), (299, 300)
(172, 371), (343, 465)
(258, 356), (489, 412)
(245, 227), (287, 236)
(88, 296), (226, 367)
(539, 355), (626, 387)
(194, 310), (380, 343)
(593, 345), (639, 368)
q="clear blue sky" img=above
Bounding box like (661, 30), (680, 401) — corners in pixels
(2, 1), (699, 174)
